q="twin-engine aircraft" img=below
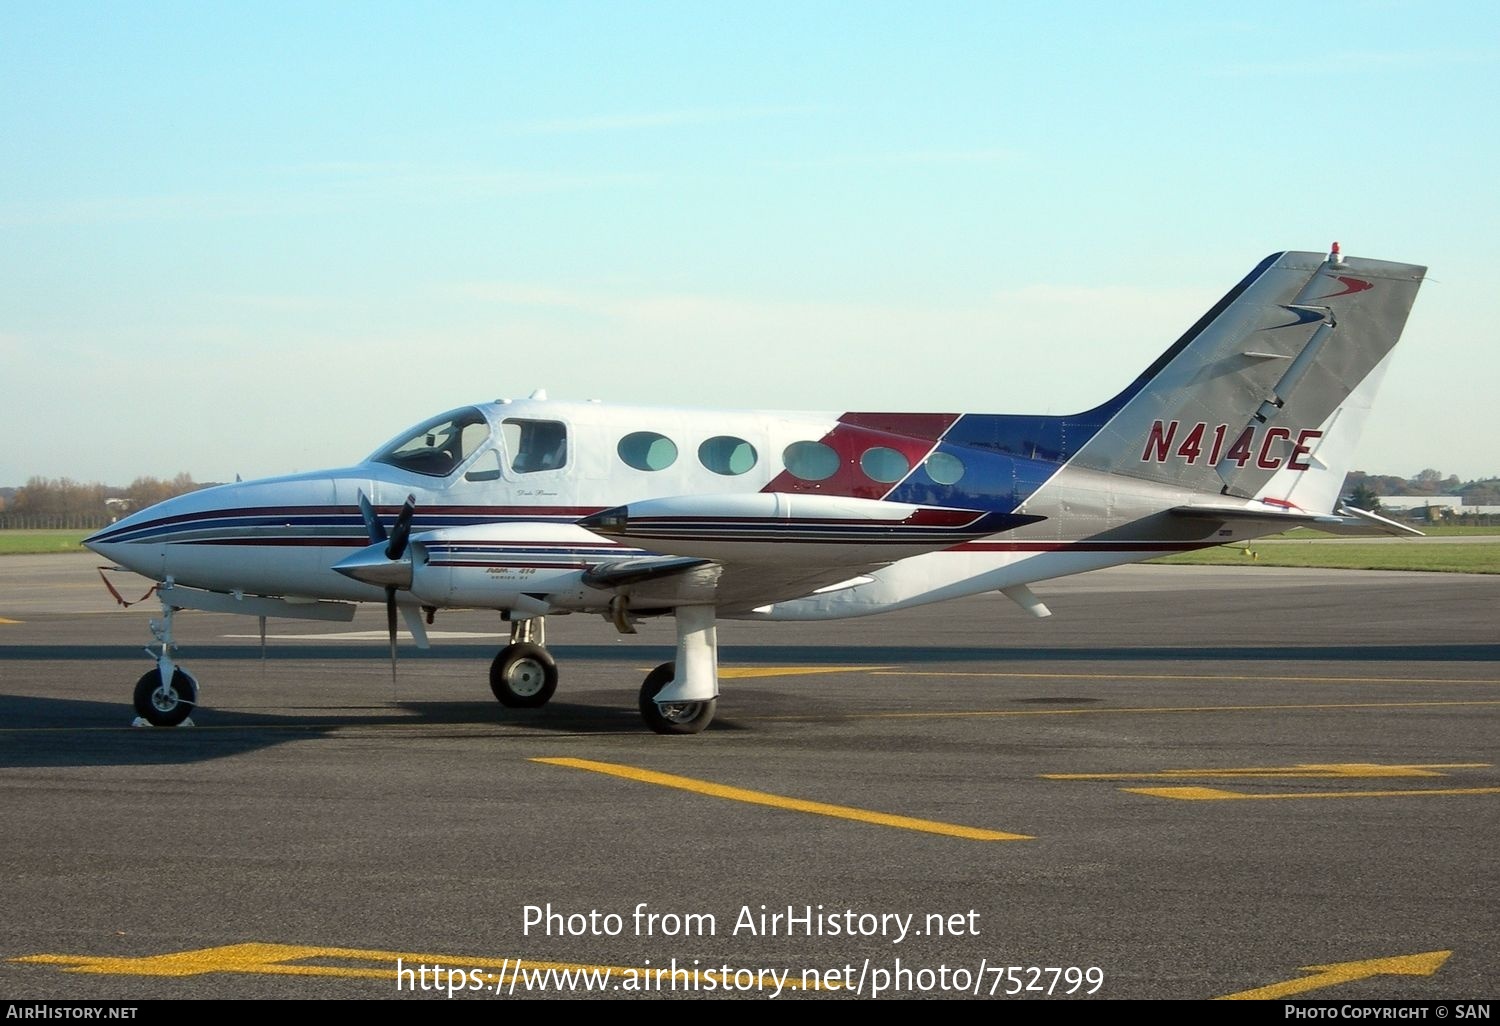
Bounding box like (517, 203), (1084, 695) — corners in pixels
(86, 247), (1426, 733)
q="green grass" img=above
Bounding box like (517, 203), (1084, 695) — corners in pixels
(1151, 540), (1500, 574)
(0, 530), (91, 555)
(1402, 525), (1500, 536)
(1279, 524), (1500, 538)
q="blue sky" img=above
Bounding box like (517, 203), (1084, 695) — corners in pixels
(3, 1), (1496, 484)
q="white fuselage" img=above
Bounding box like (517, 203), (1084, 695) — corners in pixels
(87, 397), (1285, 623)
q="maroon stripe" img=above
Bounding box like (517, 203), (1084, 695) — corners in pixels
(950, 541), (1223, 553)
(428, 562), (591, 570)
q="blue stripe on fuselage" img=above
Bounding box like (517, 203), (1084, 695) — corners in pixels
(884, 443), (1060, 511)
(93, 510), (583, 546)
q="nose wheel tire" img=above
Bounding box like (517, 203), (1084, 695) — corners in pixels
(133, 668), (198, 727)
(638, 661), (716, 735)
(489, 643), (558, 708)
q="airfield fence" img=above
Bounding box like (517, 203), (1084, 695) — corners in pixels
(1446, 513), (1500, 528)
(0, 513), (114, 531)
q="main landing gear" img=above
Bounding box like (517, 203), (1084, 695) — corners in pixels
(484, 604), (722, 734)
(133, 596), (198, 727)
(638, 660), (716, 735)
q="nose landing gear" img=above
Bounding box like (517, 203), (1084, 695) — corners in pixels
(133, 596), (197, 727)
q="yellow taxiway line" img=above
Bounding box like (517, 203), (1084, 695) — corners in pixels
(1126, 785), (1500, 801)
(766, 699), (1500, 722)
(14, 941), (817, 993)
(716, 665), (891, 679)
(874, 670), (1500, 686)
(1218, 950), (1452, 1000)
(533, 757), (1031, 841)
(1043, 762), (1491, 781)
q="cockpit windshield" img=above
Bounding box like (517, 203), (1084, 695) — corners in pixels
(370, 407), (492, 478)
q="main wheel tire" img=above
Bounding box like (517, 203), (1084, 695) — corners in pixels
(489, 642), (558, 708)
(133, 667), (198, 727)
(638, 661), (716, 735)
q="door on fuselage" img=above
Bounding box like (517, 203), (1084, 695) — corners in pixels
(497, 416), (575, 502)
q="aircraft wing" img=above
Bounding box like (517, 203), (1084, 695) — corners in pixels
(578, 492), (1039, 551)
(1170, 501), (1424, 537)
(577, 491), (1043, 613)
(364, 495), (1038, 621)
(583, 553), (872, 611)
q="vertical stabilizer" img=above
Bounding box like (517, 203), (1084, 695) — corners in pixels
(1063, 249), (1426, 500)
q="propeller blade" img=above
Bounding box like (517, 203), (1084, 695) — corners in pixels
(385, 585), (399, 683)
(386, 495), (416, 560)
(357, 490), (387, 544)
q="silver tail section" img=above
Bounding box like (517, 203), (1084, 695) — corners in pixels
(1063, 247), (1427, 502)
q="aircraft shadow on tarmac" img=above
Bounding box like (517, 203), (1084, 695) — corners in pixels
(3, 641), (1500, 665)
(4, 639), (1496, 769)
(0, 691), (760, 770)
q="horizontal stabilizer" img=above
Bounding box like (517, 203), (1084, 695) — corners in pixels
(1329, 504), (1426, 537)
(1170, 502), (1424, 537)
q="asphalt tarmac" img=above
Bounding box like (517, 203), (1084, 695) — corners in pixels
(1, 555), (1496, 1001)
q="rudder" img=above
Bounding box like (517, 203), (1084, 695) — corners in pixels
(1063, 247), (1426, 501)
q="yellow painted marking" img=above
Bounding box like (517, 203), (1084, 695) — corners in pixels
(764, 699), (1500, 722)
(874, 670), (1500, 686)
(0, 617), (21, 624)
(1218, 950), (1451, 1000)
(1126, 785), (1500, 801)
(534, 757), (1031, 841)
(13, 942), (816, 991)
(716, 665), (889, 680)
(1044, 762), (1491, 781)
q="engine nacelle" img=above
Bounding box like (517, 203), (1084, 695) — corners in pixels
(407, 522), (628, 611)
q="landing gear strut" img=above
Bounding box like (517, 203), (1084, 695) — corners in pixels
(486, 606), (723, 733)
(489, 617), (558, 708)
(133, 594), (197, 726)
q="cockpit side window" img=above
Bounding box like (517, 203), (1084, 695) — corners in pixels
(503, 419), (568, 473)
(464, 449), (503, 482)
(371, 407), (492, 478)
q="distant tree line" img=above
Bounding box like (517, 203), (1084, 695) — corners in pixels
(1343, 469), (1500, 527)
(0, 475), (210, 530)
(1344, 468), (1500, 509)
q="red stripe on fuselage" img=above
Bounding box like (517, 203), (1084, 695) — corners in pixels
(761, 414), (959, 500)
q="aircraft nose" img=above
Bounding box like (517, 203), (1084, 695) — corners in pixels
(84, 499), (179, 580)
